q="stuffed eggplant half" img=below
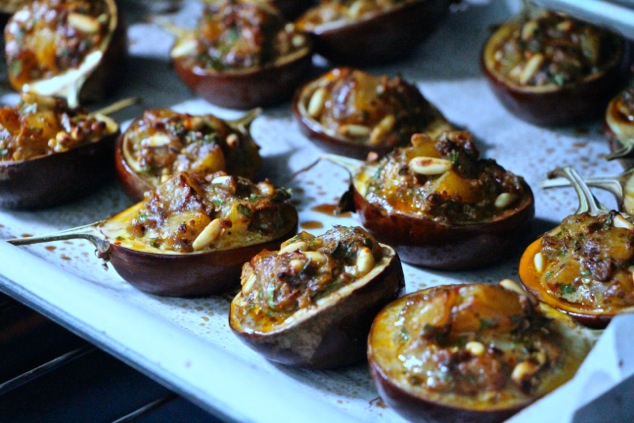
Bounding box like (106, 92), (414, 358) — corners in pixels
(171, 0), (312, 109)
(230, 225), (405, 369)
(520, 167), (634, 328)
(8, 171), (298, 297)
(115, 108), (261, 201)
(0, 93), (119, 209)
(368, 281), (594, 423)
(293, 67), (452, 159)
(332, 130), (534, 269)
(482, 8), (627, 126)
(5, 0), (126, 106)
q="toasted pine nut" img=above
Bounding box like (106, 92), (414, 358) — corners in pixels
(146, 133), (172, 147)
(278, 241), (307, 255)
(465, 341), (485, 357)
(411, 133), (432, 147)
(499, 279), (524, 295)
(519, 54), (544, 85)
(307, 87), (327, 118)
(193, 218), (223, 251)
(369, 115), (396, 145)
(226, 133), (239, 148)
(356, 247), (375, 277)
(338, 124), (371, 138)
(68, 13), (100, 33)
(241, 273), (257, 295)
(303, 251), (327, 265)
(521, 20), (538, 40)
(556, 20), (573, 32)
(211, 175), (232, 185)
(289, 259), (306, 273)
(160, 174), (170, 183)
(409, 156), (452, 176)
(614, 213), (634, 230)
(534, 252), (544, 273)
(511, 361), (539, 385)
(494, 192), (518, 209)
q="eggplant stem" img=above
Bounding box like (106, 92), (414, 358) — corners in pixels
(93, 97), (140, 116)
(548, 167), (608, 215)
(605, 142), (634, 161)
(320, 154), (366, 176)
(6, 223), (110, 256)
(542, 176), (624, 208)
(228, 108), (261, 129)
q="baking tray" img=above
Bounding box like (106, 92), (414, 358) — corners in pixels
(1, 1), (633, 421)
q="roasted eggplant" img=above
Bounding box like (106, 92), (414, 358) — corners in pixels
(4, 0), (126, 106)
(293, 67), (453, 159)
(8, 171), (298, 297)
(0, 93), (120, 209)
(368, 281), (594, 423)
(229, 225), (404, 369)
(330, 131), (534, 269)
(170, 0), (312, 109)
(520, 167), (634, 328)
(295, 0), (450, 66)
(115, 108), (261, 201)
(482, 8), (627, 126)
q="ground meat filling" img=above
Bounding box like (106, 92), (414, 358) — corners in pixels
(297, 0), (415, 27)
(307, 67), (450, 147)
(240, 226), (383, 321)
(539, 211), (634, 309)
(0, 95), (110, 162)
(395, 285), (564, 400)
(5, 0), (111, 87)
(491, 10), (621, 87)
(364, 131), (528, 224)
(122, 109), (261, 182)
(127, 172), (291, 253)
(185, 0), (304, 71)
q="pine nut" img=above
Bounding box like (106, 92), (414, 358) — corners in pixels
(303, 251), (327, 265)
(146, 133), (172, 147)
(307, 87), (327, 118)
(192, 218), (223, 251)
(409, 156), (452, 176)
(211, 175), (232, 185)
(356, 247), (375, 277)
(534, 252), (544, 273)
(521, 20), (538, 40)
(494, 192), (518, 209)
(278, 241), (307, 255)
(614, 213), (634, 230)
(511, 361), (539, 385)
(369, 115), (396, 145)
(519, 54), (544, 85)
(241, 273), (257, 295)
(226, 133), (239, 148)
(68, 13), (100, 33)
(338, 124), (371, 138)
(465, 341), (485, 357)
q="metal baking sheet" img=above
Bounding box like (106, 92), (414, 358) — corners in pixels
(1, 1), (633, 421)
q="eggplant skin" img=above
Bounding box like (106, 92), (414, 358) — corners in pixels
(369, 361), (519, 423)
(481, 21), (629, 127)
(105, 205), (298, 297)
(302, 0), (451, 66)
(228, 247), (405, 369)
(172, 51), (313, 110)
(0, 131), (118, 210)
(351, 183), (535, 270)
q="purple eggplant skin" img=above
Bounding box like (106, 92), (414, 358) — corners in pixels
(297, 0), (451, 66)
(229, 245), (405, 369)
(0, 131), (119, 209)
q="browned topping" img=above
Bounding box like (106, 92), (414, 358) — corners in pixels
(5, 0), (112, 87)
(364, 131), (528, 224)
(126, 172), (292, 253)
(238, 225), (384, 325)
(0, 94), (112, 162)
(121, 109), (261, 183)
(537, 211), (634, 309)
(304, 67), (450, 148)
(490, 10), (621, 87)
(297, 0), (416, 28)
(183, 0), (307, 71)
